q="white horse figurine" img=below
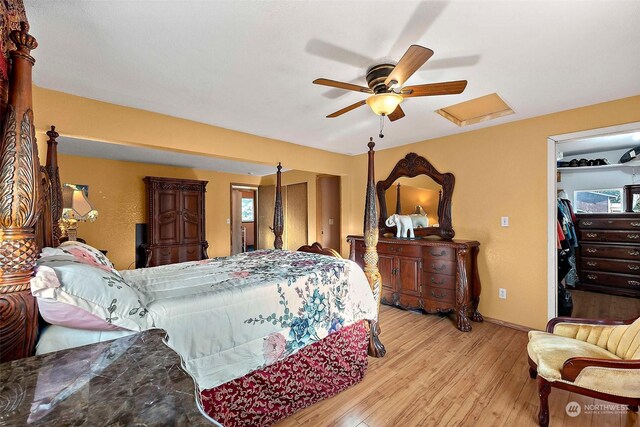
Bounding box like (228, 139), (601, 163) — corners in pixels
(385, 214), (415, 238)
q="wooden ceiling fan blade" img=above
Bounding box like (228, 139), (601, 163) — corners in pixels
(387, 105), (405, 122)
(313, 78), (372, 94)
(385, 45), (434, 87)
(326, 100), (367, 118)
(401, 80), (467, 97)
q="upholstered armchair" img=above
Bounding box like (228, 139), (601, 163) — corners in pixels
(527, 315), (640, 427)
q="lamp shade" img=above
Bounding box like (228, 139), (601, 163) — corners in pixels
(366, 93), (403, 116)
(62, 185), (98, 222)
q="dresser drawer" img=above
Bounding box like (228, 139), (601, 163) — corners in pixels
(580, 244), (640, 260)
(579, 218), (640, 230)
(423, 272), (456, 289)
(377, 242), (422, 258)
(149, 246), (180, 266)
(423, 259), (456, 275)
(581, 270), (640, 290)
(423, 246), (456, 261)
(580, 257), (640, 275)
(424, 286), (455, 304)
(579, 230), (640, 243)
(180, 244), (202, 262)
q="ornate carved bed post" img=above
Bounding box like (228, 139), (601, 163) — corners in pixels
(0, 22), (40, 363)
(45, 125), (62, 247)
(364, 138), (386, 357)
(273, 162), (284, 249)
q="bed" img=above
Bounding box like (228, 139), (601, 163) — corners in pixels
(0, 21), (386, 426)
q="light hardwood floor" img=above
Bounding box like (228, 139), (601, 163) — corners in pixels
(572, 289), (640, 320)
(276, 305), (639, 427)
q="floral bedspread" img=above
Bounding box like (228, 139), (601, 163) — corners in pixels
(120, 250), (377, 390)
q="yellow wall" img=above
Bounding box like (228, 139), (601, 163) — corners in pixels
(59, 154), (260, 269)
(35, 85), (640, 330)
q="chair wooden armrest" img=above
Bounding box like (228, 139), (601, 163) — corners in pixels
(561, 357), (640, 381)
(546, 316), (636, 333)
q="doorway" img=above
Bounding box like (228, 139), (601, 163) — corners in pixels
(230, 185), (257, 255)
(316, 175), (341, 252)
(548, 122), (640, 320)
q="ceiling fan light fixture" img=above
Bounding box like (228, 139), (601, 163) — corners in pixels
(366, 93), (403, 116)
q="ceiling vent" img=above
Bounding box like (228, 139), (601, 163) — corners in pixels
(436, 93), (514, 127)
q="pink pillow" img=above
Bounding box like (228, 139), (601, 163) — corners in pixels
(59, 241), (120, 276)
(37, 298), (124, 331)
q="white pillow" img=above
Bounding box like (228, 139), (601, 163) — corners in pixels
(31, 258), (151, 332)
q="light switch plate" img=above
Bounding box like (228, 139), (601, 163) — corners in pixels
(226, 218), (231, 224)
(501, 216), (509, 227)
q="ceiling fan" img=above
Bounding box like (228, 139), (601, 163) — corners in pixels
(313, 45), (467, 122)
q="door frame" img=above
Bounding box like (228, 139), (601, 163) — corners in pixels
(230, 183), (259, 254)
(547, 121), (640, 321)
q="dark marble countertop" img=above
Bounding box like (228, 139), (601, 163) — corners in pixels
(0, 329), (212, 426)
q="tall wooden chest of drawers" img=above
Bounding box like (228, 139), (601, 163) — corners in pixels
(143, 177), (209, 267)
(576, 213), (640, 297)
(347, 236), (482, 332)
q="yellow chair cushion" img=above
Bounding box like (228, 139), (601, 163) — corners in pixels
(527, 331), (620, 381)
(552, 317), (640, 360)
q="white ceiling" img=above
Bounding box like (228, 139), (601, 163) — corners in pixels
(25, 1), (640, 155)
(58, 136), (279, 176)
(559, 130), (640, 156)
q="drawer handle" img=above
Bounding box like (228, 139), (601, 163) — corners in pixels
(586, 261), (597, 267)
(586, 233), (598, 238)
(628, 234), (640, 239)
(430, 277), (445, 285)
(582, 221), (593, 226)
(430, 290), (447, 299)
(432, 263), (447, 272)
(631, 222), (640, 227)
(629, 280), (640, 286)
(587, 274), (598, 280)
(630, 250), (640, 256)
(585, 248), (598, 253)
(629, 265), (640, 271)
(430, 250), (446, 257)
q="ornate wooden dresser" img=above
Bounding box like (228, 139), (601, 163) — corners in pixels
(576, 213), (640, 297)
(144, 177), (209, 267)
(348, 236), (482, 332)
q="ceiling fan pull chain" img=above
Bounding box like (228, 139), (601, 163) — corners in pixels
(379, 115), (385, 138)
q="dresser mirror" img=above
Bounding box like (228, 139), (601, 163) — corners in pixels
(376, 152), (455, 239)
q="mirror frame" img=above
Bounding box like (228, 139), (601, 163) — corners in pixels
(376, 152), (455, 239)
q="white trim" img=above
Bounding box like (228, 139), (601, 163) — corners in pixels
(547, 137), (557, 321)
(547, 121), (640, 321)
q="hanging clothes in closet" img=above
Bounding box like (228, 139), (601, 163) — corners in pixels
(557, 192), (576, 317)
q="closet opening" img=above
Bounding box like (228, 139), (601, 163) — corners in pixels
(549, 122), (640, 320)
(230, 185), (258, 255)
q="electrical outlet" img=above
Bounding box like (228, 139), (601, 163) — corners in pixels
(501, 216), (509, 227)
(499, 288), (507, 299)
